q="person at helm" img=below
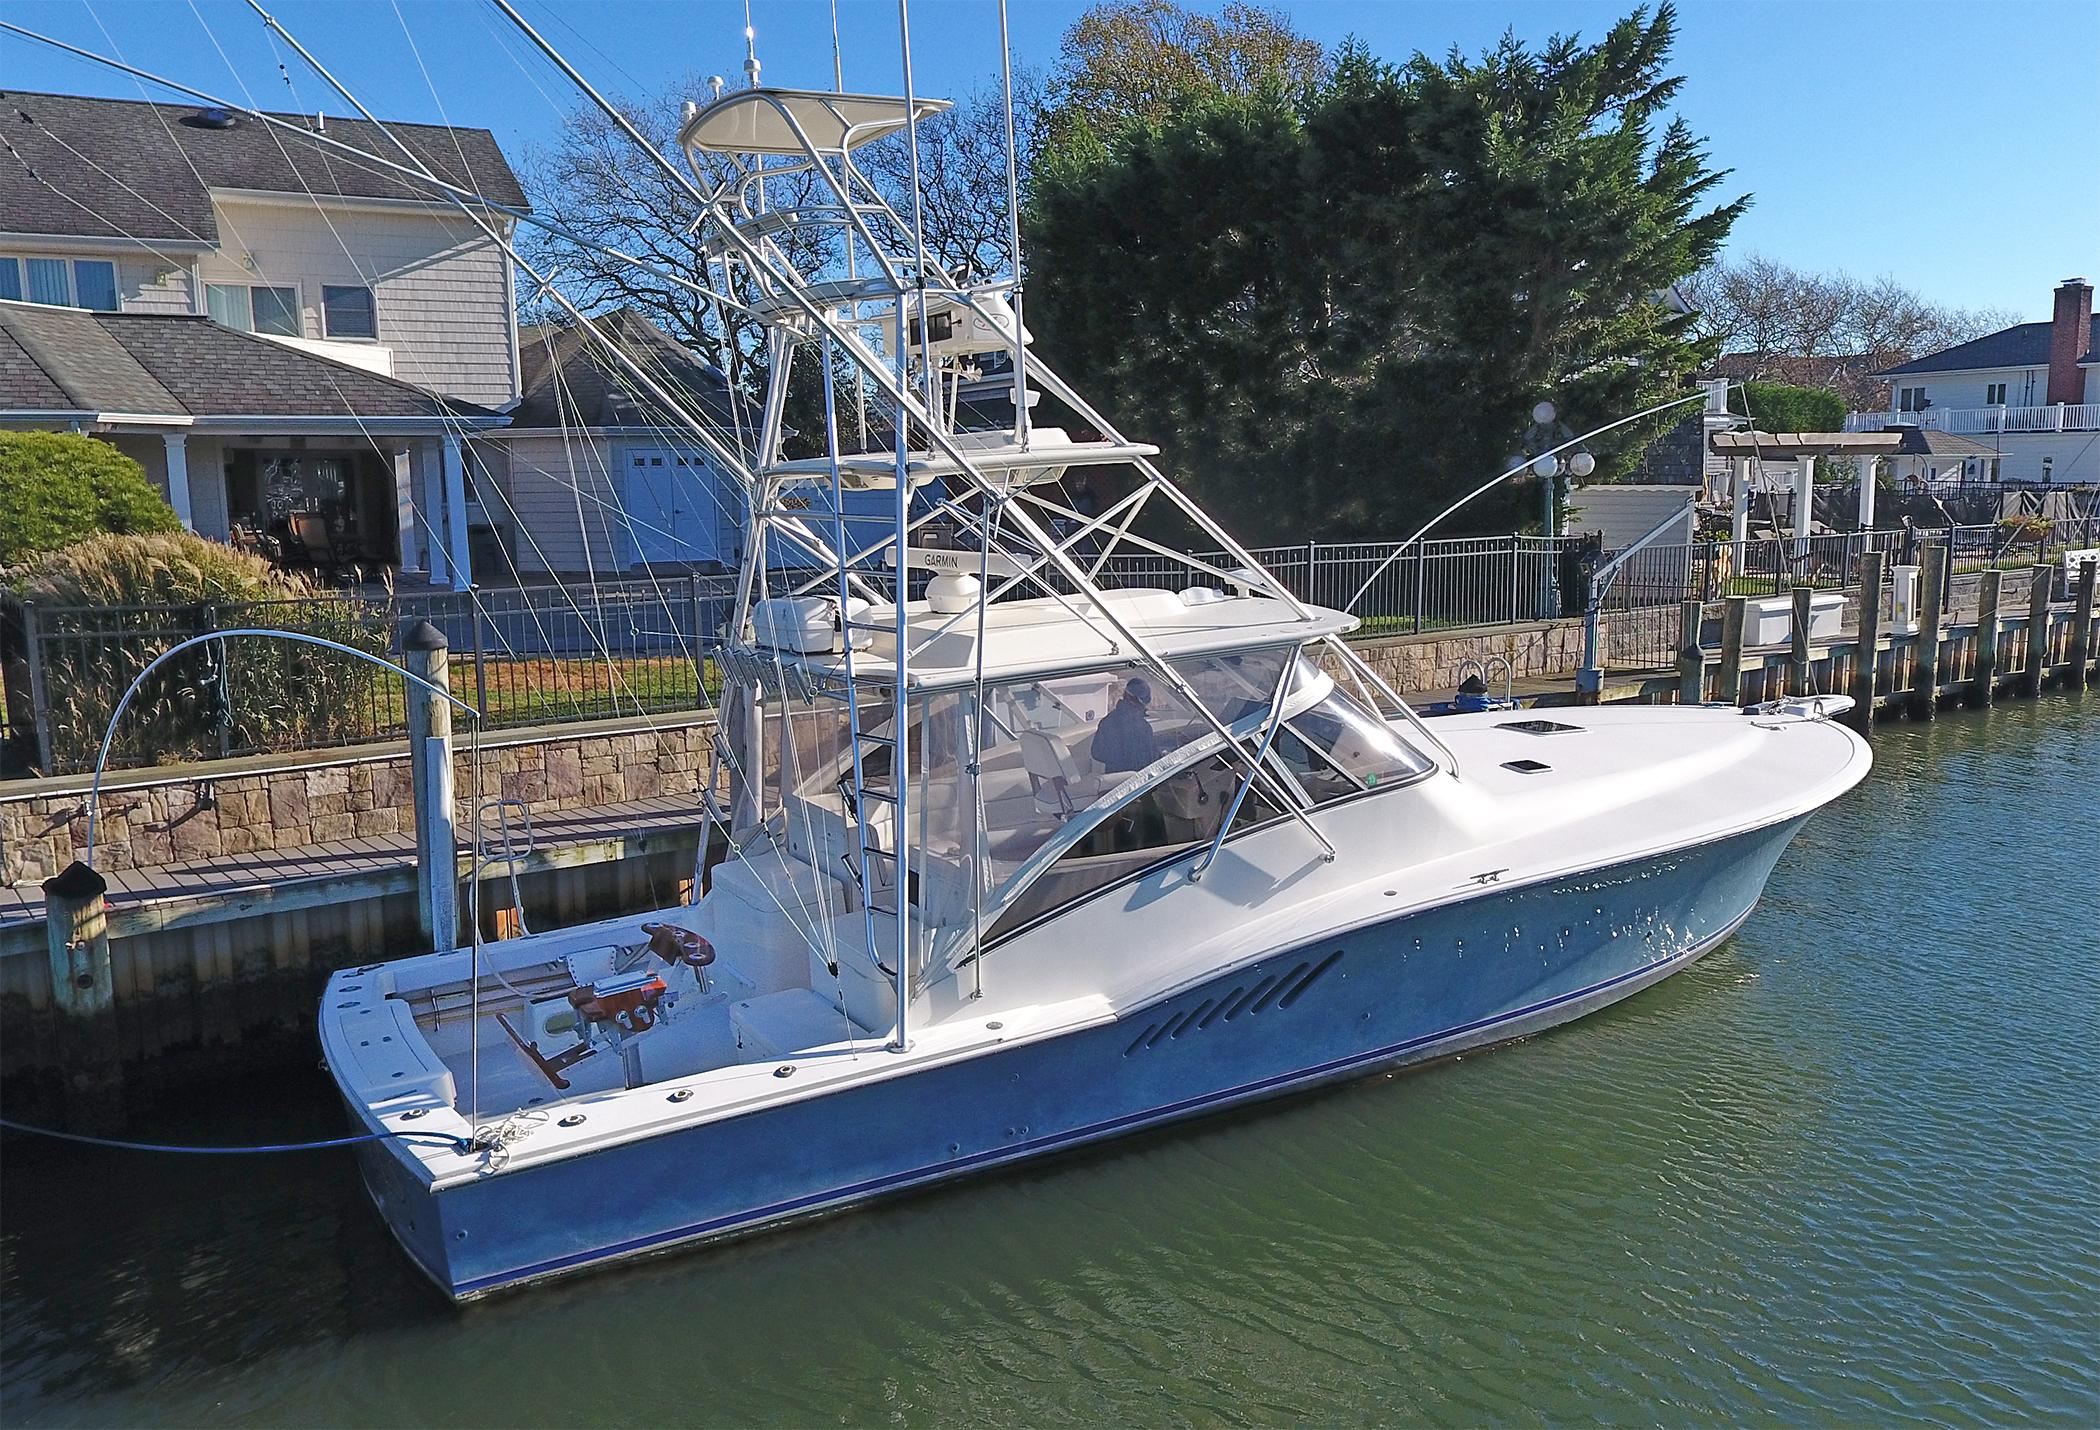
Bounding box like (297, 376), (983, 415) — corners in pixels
(1093, 676), (1161, 773)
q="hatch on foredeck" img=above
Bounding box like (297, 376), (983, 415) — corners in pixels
(679, 88), (952, 156)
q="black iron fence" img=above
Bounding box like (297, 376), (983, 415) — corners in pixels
(3, 576), (735, 777)
(4, 515), (2094, 777)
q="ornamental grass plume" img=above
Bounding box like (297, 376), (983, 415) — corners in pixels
(4, 533), (395, 772)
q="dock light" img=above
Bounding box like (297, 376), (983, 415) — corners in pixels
(1530, 455), (1558, 479)
(1567, 452), (1596, 478)
(1532, 401), (1557, 425)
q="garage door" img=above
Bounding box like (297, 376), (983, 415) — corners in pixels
(621, 448), (723, 565)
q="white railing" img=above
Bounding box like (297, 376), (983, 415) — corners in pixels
(1845, 403), (2100, 435)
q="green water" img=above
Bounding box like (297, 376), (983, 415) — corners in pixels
(4, 696), (2096, 1427)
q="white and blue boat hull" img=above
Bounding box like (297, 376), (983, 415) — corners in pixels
(354, 816), (1802, 1300)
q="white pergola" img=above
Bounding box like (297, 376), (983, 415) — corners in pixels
(1710, 427), (2005, 550)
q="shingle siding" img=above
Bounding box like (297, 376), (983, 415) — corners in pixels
(118, 260), (195, 315)
(200, 198), (517, 407)
(495, 433), (629, 574)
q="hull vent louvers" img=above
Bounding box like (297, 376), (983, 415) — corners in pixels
(1122, 952), (1345, 1056)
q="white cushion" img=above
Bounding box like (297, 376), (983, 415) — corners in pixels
(732, 987), (864, 1058)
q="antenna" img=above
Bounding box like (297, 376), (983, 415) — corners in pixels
(830, 0), (843, 91)
(741, 0), (760, 89)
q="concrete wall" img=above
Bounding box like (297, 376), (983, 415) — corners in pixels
(1336, 617), (1602, 696)
(200, 197), (518, 408)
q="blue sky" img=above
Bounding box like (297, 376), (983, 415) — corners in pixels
(5, 0), (2094, 320)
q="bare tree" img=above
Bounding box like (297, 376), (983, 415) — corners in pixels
(1049, 0), (1329, 134)
(857, 71), (1047, 286)
(1682, 256), (2019, 368)
(515, 78), (836, 415)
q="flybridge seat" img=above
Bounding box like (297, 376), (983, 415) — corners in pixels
(745, 276), (903, 326)
(702, 203), (895, 259)
(679, 88), (952, 157)
(760, 428), (1162, 491)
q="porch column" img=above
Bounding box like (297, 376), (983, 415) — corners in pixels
(418, 440), (449, 587)
(1792, 453), (1815, 559)
(393, 446), (420, 572)
(1731, 457), (1752, 545)
(440, 433), (471, 591)
(1857, 454), (1877, 530)
(160, 433), (194, 529)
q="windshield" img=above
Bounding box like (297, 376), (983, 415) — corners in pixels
(756, 646), (1429, 946)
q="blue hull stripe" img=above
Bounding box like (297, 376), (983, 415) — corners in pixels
(447, 923), (1736, 1297)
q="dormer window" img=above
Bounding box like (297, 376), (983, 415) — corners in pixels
(207, 283), (301, 337)
(322, 284), (376, 340)
(2, 256), (118, 311)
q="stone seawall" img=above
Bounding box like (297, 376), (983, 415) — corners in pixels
(2, 716), (714, 887)
(1336, 616), (1600, 696)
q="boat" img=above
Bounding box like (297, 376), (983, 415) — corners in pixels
(319, 78), (1871, 1301)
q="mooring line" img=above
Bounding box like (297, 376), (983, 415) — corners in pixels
(0, 1116), (474, 1156)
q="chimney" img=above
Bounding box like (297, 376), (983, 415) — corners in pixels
(2047, 276), (2092, 405)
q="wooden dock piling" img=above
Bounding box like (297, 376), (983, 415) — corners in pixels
(1718, 596), (1747, 707)
(1790, 586), (1814, 697)
(404, 622), (458, 952)
(40, 861), (122, 1129)
(1850, 551), (1883, 733)
(2073, 558), (2097, 690)
(1911, 543), (1946, 719)
(2026, 563), (2053, 695)
(1678, 600), (1706, 703)
(1973, 569), (2002, 706)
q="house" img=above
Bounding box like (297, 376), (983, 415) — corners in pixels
(491, 311), (749, 576)
(0, 90), (528, 584)
(484, 310), (929, 579)
(1849, 277), (2098, 484)
(0, 302), (506, 575)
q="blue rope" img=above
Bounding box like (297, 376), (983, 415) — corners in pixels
(0, 1115), (474, 1156)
